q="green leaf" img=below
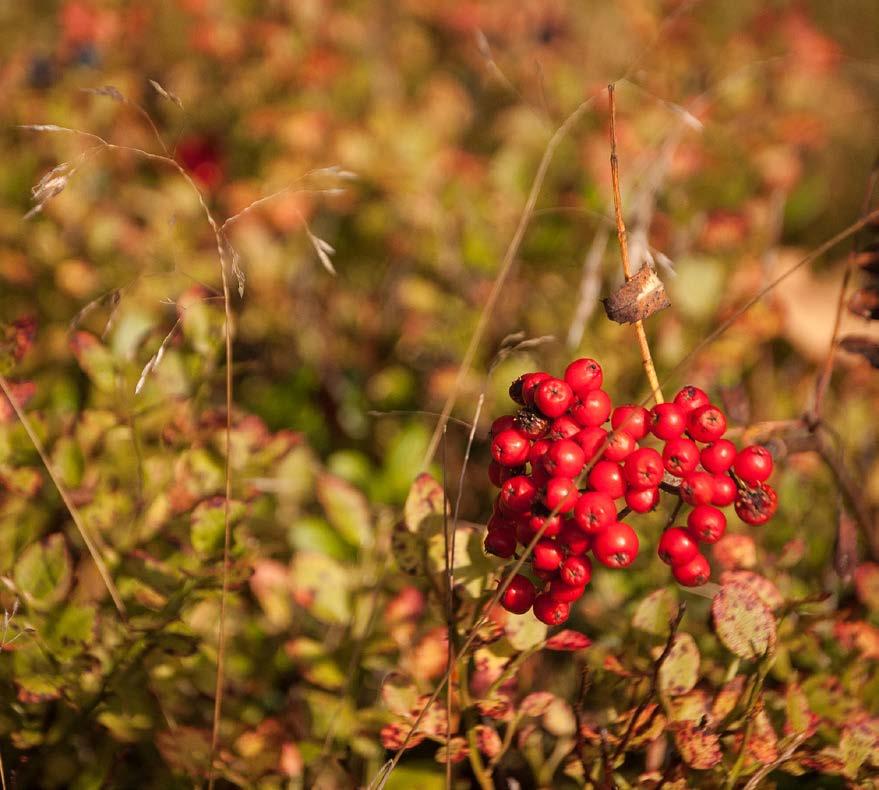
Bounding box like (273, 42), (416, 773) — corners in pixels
(44, 604), (95, 661)
(290, 551), (350, 624)
(403, 473), (447, 533)
(14, 534), (72, 609)
(632, 587), (678, 636)
(505, 609), (547, 651)
(190, 496), (245, 556)
(69, 332), (116, 392)
(657, 633), (700, 697)
(711, 580), (777, 660)
(316, 473), (372, 548)
(840, 720), (879, 779)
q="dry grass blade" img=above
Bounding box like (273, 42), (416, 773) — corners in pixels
(135, 318), (182, 396)
(0, 373), (127, 618)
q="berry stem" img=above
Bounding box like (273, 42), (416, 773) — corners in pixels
(608, 83), (664, 406)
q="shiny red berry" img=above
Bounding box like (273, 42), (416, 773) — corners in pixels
(559, 520), (591, 554)
(570, 390), (612, 427)
(623, 447), (664, 490)
(491, 429), (530, 467)
(521, 372), (551, 407)
(592, 521), (639, 568)
(651, 402), (687, 441)
(499, 475), (538, 513)
(672, 552), (711, 586)
(544, 439), (586, 478)
(624, 486), (659, 513)
(733, 445), (774, 484)
(543, 477), (579, 513)
(532, 538), (562, 571)
(534, 378), (574, 418)
(530, 458), (551, 488)
(687, 404), (727, 443)
(484, 527), (517, 557)
(490, 414), (517, 437)
(711, 474), (737, 507)
(588, 460), (627, 499)
(662, 436), (700, 477)
(529, 439), (552, 467)
(700, 439), (737, 474)
(564, 357), (603, 395)
(687, 505), (727, 543)
(533, 593), (570, 625)
(611, 404), (651, 440)
(602, 430), (637, 462)
(657, 527), (699, 566)
(560, 555), (592, 587)
(527, 509), (563, 538)
(571, 426), (607, 459)
(734, 483), (778, 525)
(548, 578), (586, 603)
(487, 512), (515, 533)
(501, 574), (536, 614)
(515, 518), (539, 546)
(547, 416), (581, 441)
(673, 386), (710, 413)
(573, 490), (617, 534)
(680, 471), (716, 505)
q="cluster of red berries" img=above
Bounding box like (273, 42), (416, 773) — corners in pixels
(486, 358), (778, 626)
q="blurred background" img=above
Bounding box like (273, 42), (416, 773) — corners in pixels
(1, 1), (879, 787)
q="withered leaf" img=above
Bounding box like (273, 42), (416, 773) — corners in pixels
(839, 335), (879, 368)
(656, 633), (700, 697)
(711, 581), (777, 659)
(848, 285), (879, 320)
(671, 721), (722, 769)
(603, 265), (670, 324)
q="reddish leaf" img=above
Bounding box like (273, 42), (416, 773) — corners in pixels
(712, 534), (757, 570)
(854, 563), (879, 612)
(545, 629), (591, 651)
(474, 724), (502, 758)
(839, 335), (879, 368)
(0, 380), (36, 423)
(435, 737), (469, 764)
(380, 721), (425, 751)
(520, 691), (556, 718)
(746, 709), (779, 764)
(834, 620), (879, 660)
(719, 571), (783, 610)
(671, 722), (722, 769)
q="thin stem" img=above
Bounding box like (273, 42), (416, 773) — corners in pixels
(421, 96), (594, 469)
(441, 427), (454, 790)
(0, 373), (126, 618)
(608, 83), (664, 405)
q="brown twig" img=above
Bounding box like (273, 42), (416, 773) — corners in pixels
(0, 373), (126, 618)
(572, 665), (593, 777)
(613, 603), (686, 759)
(608, 84), (664, 405)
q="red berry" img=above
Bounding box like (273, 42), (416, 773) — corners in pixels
(534, 378), (574, 418)
(532, 538), (562, 571)
(547, 416), (581, 441)
(515, 518), (539, 546)
(662, 436), (700, 477)
(490, 414), (517, 437)
(485, 527), (517, 557)
(657, 527), (699, 566)
(501, 574), (536, 614)
(533, 593), (571, 625)
(733, 445), (774, 484)
(602, 430), (637, 462)
(623, 447), (664, 490)
(487, 512), (515, 532)
(687, 404), (727, 443)
(544, 439), (586, 478)
(521, 372), (551, 407)
(672, 553), (711, 586)
(559, 520), (591, 555)
(564, 357), (603, 395)
(734, 483), (778, 525)
(548, 578), (586, 603)
(611, 404), (651, 441)
(700, 439), (737, 474)
(651, 402), (687, 441)
(488, 461), (523, 488)
(687, 505), (727, 543)
(543, 477), (579, 513)
(711, 474), (737, 507)
(673, 386), (710, 413)
(491, 429), (530, 467)
(499, 475), (538, 513)
(529, 439), (552, 467)
(573, 491), (617, 534)
(530, 458), (551, 488)
(560, 555), (592, 587)
(588, 460), (627, 499)
(679, 471), (716, 505)
(527, 509), (563, 538)
(570, 390), (612, 427)
(571, 427), (607, 459)
(625, 486), (659, 513)
(592, 522), (639, 568)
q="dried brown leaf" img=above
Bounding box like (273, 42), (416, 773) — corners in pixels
(603, 265), (670, 324)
